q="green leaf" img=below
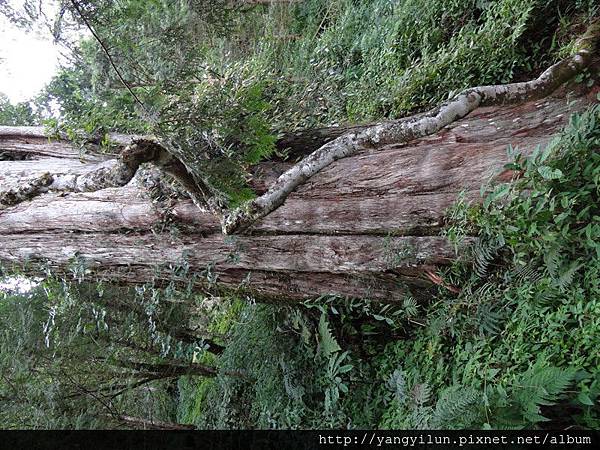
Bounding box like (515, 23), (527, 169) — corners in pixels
(338, 364), (353, 374)
(577, 392), (595, 406)
(484, 184), (510, 208)
(487, 368), (500, 379)
(318, 313), (341, 357)
(537, 166), (563, 180)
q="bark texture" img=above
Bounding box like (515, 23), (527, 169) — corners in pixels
(1, 80), (597, 302)
(224, 24), (599, 233)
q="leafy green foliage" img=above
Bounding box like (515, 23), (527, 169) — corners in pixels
(0, 276), (218, 429)
(507, 365), (575, 425)
(318, 312), (341, 357)
(0, 93), (39, 126)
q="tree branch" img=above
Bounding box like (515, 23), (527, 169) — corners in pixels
(0, 136), (223, 215)
(221, 20), (599, 234)
(0, 173), (53, 210)
(68, 0), (148, 113)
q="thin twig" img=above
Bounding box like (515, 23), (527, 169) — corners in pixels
(68, 0), (148, 114)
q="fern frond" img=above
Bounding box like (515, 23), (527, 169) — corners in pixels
(555, 261), (582, 291)
(543, 247), (561, 279)
(471, 281), (498, 307)
(411, 383), (432, 406)
(430, 386), (482, 429)
(386, 369), (407, 406)
(402, 296), (419, 317)
(476, 303), (504, 336)
(410, 405), (434, 429)
(318, 312), (341, 358)
(473, 238), (502, 280)
(531, 282), (560, 306)
(511, 365), (575, 424)
(511, 262), (544, 284)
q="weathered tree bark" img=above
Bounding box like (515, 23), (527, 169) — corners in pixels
(224, 24), (599, 234)
(1, 78), (597, 302)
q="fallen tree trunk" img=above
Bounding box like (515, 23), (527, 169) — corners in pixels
(0, 81), (597, 302)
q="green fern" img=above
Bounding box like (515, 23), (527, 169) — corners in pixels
(511, 262), (544, 284)
(386, 369), (407, 405)
(410, 404), (434, 430)
(472, 281), (496, 301)
(508, 365), (576, 425)
(555, 261), (583, 292)
(475, 303), (504, 336)
(430, 386), (482, 429)
(473, 238), (502, 279)
(411, 383), (432, 407)
(543, 246), (561, 279)
(318, 312), (341, 358)
(402, 296), (419, 318)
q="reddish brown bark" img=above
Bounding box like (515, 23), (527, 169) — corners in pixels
(1, 83), (597, 302)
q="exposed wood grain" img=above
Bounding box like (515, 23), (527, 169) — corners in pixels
(0, 232), (465, 273)
(0, 83), (596, 302)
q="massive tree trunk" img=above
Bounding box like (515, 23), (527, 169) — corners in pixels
(0, 81), (597, 302)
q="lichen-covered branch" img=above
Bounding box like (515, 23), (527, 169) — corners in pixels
(0, 173), (53, 210)
(49, 139), (162, 192)
(221, 20), (599, 234)
(0, 135), (224, 216)
(0, 138), (161, 209)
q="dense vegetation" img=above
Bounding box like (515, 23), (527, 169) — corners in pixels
(1, 0), (599, 429)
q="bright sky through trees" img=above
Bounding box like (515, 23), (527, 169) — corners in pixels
(0, 11), (60, 103)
